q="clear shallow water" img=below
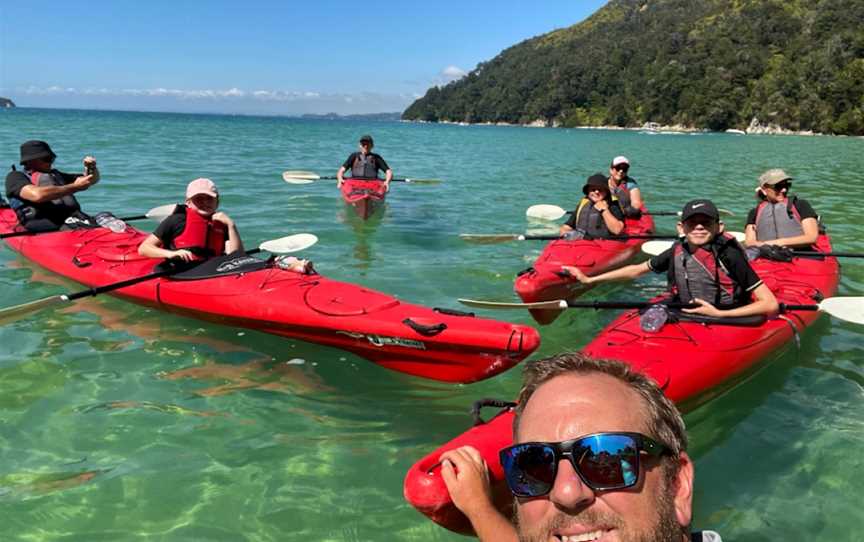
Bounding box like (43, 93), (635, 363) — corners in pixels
(0, 108), (863, 541)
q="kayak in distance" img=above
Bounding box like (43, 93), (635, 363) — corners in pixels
(340, 178), (387, 220)
(405, 234), (840, 533)
(0, 208), (540, 384)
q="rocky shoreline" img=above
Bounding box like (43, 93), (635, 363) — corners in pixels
(407, 116), (829, 136)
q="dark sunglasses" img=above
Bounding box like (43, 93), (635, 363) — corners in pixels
(612, 164), (629, 172)
(500, 432), (670, 497)
(683, 216), (717, 229)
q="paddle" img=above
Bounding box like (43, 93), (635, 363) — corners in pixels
(0, 233), (318, 326)
(460, 233), (682, 244)
(526, 204), (735, 221)
(639, 234), (787, 257)
(0, 204), (178, 240)
(282, 170), (441, 185)
(456, 297), (864, 325)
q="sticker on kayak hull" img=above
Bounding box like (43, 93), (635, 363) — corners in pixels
(337, 331), (426, 350)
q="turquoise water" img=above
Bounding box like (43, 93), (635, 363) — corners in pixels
(1, 108), (863, 540)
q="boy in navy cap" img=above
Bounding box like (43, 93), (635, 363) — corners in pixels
(564, 199), (778, 319)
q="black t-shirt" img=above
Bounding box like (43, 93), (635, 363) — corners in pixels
(564, 200), (625, 229)
(341, 152), (390, 178)
(648, 240), (763, 294)
(746, 197), (817, 225)
(152, 211), (187, 249)
(5, 169), (76, 200)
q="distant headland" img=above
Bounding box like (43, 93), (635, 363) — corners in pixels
(301, 112), (401, 122)
(0, 97), (16, 108)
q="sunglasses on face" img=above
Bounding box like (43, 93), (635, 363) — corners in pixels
(500, 432), (670, 498)
(612, 164), (629, 172)
(683, 217), (717, 229)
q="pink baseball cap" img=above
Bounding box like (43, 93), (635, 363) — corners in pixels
(186, 178), (219, 199)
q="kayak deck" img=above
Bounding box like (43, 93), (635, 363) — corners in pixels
(340, 178), (387, 220)
(515, 211), (655, 324)
(0, 209), (540, 383)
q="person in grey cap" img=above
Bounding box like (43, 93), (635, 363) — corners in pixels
(336, 134), (393, 190)
(563, 198), (778, 319)
(744, 169), (819, 250)
(4, 140), (100, 231)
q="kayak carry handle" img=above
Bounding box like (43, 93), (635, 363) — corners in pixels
(402, 318), (448, 336)
(471, 398), (517, 426)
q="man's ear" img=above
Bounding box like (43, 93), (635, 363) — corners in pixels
(676, 222), (684, 236)
(718, 221), (725, 233)
(672, 452), (695, 529)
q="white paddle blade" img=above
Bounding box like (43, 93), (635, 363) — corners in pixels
(526, 204), (567, 220)
(641, 240), (674, 256)
(459, 233), (522, 244)
(145, 204), (178, 222)
(0, 295), (67, 326)
(259, 233), (318, 254)
(458, 298), (568, 310)
(820, 297), (864, 325)
(729, 231), (745, 242)
(281, 171), (320, 184)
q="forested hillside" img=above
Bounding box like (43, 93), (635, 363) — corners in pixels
(403, 0), (864, 135)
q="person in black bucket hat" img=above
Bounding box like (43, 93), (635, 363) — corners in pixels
(559, 173), (626, 238)
(5, 140), (101, 232)
(336, 134), (393, 190)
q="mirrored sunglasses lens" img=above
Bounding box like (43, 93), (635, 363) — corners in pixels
(503, 443), (557, 497)
(577, 434), (639, 489)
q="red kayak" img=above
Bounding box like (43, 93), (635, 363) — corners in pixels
(514, 212), (656, 324)
(340, 178), (387, 220)
(405, 235), (839, 533)
(0, 209), (539, 383)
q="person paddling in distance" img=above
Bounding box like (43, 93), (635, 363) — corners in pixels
(336, 134), (393, 190)
(744, 169), (819, 250)
(4, 140), (100, 232)
(439, 353), (722, 542)
(564, 199), (779, 319)
(608, 155), (644, 218)
(559, 173), (626, 238)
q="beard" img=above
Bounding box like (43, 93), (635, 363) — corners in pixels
(515, 487), (684, 542)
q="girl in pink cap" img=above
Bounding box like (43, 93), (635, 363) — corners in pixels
(138, 178), (244, 262)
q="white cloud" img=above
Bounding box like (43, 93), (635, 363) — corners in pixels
(4, 85), (415, 115)
(440, 65), (467, 82)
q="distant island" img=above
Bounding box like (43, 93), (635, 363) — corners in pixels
(301, 112), (402, 122)
(0, 97), (15, 108)
(404, 0), (864, 136)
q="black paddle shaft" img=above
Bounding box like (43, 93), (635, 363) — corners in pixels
(525, 234), (679, 241)
(64, 248), (264, 302)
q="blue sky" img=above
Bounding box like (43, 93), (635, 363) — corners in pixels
(0, 0), (607, 115)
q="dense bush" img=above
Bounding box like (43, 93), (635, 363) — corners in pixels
(403, 0), (864, 135)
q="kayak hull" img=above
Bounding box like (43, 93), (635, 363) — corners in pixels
(514, 212), (655, 324)
(340, 178), (386, 220)
(0, 209), (540, 384)
(405, 235), (839, 532)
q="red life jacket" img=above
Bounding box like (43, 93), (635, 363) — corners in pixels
(172, 206), (227, 258)
(668, 233), (741, 307)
